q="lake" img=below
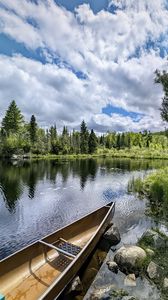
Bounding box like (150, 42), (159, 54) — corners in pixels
(0, 158), (168, 260)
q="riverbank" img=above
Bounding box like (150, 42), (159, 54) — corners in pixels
(128, 167), (168, 222)
(1, 147), (168, 161)
(30, 148), (168, 160)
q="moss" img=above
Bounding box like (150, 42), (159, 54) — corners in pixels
(138, 235), (155, 250)
(109, 289), (129, 297)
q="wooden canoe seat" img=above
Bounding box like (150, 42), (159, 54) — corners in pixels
(39, 238), (81, 259)
(54, 238), (81, 256)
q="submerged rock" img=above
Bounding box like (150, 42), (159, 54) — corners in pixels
(124, 274), (136, 287)
(114, 245), (147, 274)
(103, 225), (121, 246)
(88, 286), (131, 300)
(147, 261), (164, 281)
(88, 285), (115, 300)
(106, 261), (118, 273)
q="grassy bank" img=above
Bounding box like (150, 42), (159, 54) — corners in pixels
(128, 167), (168, 221)
(31, 148), (168, 160)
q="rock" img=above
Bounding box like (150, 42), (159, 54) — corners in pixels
(89, 286), (129, 300)
(124, 274), (136, 287)
(163, 277), (168, 289)
(106, 261), (118, 273)
(122, 297), (139, 300)
(147, 261), (164, 281)
(69, 276), (83, 292)
(103, 225), (121, 246)
(145, 248), (154, 257)
(89, 285), (114, 300)
(140, 229), (166, 249)
(114, 245), (147, 274)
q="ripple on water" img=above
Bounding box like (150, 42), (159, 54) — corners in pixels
(0, 158), (166, 261)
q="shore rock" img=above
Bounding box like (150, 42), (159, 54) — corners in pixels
(163, 277), (168, 289)
(124, 274), (136, 287)
(103, 225), (121, 246)
(145, 248), (155, 257)
(88, 285), (115, 300)
(147, 261), (164, 281)
(122, 297), (139, 300)
(140, 229), (166, 249)
(106, 261), (118, 273)
(114, 245), (147, 274)
(69, 276), (83, 292)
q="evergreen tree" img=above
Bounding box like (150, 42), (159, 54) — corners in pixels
(155, 69), (168, 122)
(120, 133), (125, 148)
(2, 100), (24, 135)
(100, 135), (105, 146)
(49, 124), (57, 141)
(71, 130), (80, 154)
(29, 115), (37, 144)
(80, 120), (89, 154)
(88, 129), (97, 153)
(61, 126), (69, 154)
(116, 133), (121, 149)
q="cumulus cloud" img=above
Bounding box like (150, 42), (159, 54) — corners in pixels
(0, 0), (168, 132)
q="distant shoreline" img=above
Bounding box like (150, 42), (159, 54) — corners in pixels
(1, 148), (168, 161)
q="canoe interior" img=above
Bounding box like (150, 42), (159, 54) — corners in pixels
(0, 205), (112, 300)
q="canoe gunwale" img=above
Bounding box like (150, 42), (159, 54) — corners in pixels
(0, 202), (115, 300)
(39, 201), (115, 300)
(0, 202), (113, 264)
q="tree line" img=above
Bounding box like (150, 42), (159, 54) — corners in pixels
(0, 100), (168, 157)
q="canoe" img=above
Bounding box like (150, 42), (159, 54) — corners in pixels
(0, 202), (115, 300)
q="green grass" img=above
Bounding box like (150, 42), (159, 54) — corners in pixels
(31, 147), (168, 161)
(129, 167), (168, 222)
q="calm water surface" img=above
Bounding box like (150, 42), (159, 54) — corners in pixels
(0, 158), (167, 260)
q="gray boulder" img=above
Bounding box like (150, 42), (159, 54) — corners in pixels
(103, 225), (121, 246)
(163, 277), (168, 289)
(70, 276), (83, 292)
(147, 261), (164, 281)
(106, 260), (118, 273)
(114, 245), (147, 274)
(124, 274), (136, 287)
(122, 297), (139, 300)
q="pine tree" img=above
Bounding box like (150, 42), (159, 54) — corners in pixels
(120, 133), (125, 148)
(88, 129), (97, 153)
(29, 115), (37, 144)
(155, 69), (168, 122)
(116, 133), (121, 149)
(2, 100), (24, 135)
(80, 120), (89, 154)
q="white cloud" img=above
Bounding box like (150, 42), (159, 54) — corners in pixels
(0, 0), (168, 132)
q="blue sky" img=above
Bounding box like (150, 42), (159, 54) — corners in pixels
(56, 0), (109, 13)
(0, 0), (167, 132)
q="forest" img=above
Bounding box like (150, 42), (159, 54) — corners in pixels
(0, 100), (168, 158)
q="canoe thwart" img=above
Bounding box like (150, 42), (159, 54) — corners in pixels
(0, 202), (115, 300)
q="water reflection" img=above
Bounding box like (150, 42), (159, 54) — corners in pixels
(0, 158), (168, 259)
(1, 158), (166, 213)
